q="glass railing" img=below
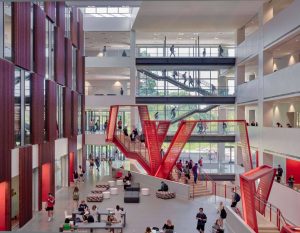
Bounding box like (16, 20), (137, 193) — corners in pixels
(136, 44), (235, 58)
(136, 86), (236, 97)
(85, 86), (130, 96)
(94, 48), (130, 58)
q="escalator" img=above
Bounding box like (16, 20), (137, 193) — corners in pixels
(170, 105), (219, 124)
(138, 69), (214, 96)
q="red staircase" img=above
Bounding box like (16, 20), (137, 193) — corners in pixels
(156, 121), (171, 149)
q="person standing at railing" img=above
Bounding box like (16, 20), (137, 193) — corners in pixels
(117, 118), (122, 131)
(276, 164), (283, 183)
(104, 119), (108, 131)
(89, 119), (94, 132)
(218, 45), (224, 57)
(197, 121), (203, 134)
(211, 84), (216, 94)
(103, 45), (107, 57)
(170, 44), (175, 57)
(288, 176), (295, 188)
(202, 48), (206, 57)
(222, 122), (227, 134)
(192, 163), (199, 184)
(120, 87), (124, 96)
(231, 187), (240, 208)
(123, 125), (128, 136)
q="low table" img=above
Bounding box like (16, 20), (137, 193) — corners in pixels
(124, 191), (140, 203)
(141, 188), (150, 196)
(110, 187), (118, 195)
(108, 180), (116, 187)
(103, 191), (111, 199)
(116, 179), (123, 185)
(125, 183), (140, 191)
(76, 222), (123, 233)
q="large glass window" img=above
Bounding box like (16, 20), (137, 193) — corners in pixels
(24, 72), (31, 144)
(14, 68), (22, 146)
(56, 85), (64, 138)
(45, 19), (54, 80)
(4, 2), (12, 60)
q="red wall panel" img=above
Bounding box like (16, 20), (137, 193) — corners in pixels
(30, 74), (44, 144)
(63, 87), (72, 138)
(19, 146), (33, 228)
(76, 50), (83, 94)
(0, 182), (10, 231)
(286, 158), (300, 184)
(12, 2), (31, 70)
(45, 80), (57, 141)
(44, 2), (56, 23)
(68, 136), (77, 186)
(54, 26), (65, 85)
(71, 7), (78, 47)
(56, 2), (65, 31)
(71, 91), (78, 136)
(78, 10), (84, 51)
(65, 38), (72, 88)
(33, 4), (46, 76)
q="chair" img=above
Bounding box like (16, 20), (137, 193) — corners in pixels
(64, 210), (72, 219)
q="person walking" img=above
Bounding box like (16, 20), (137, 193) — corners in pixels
(154, 112), (159, 120)
(172, 70), (178, 79)
(95, 156), (100, 171)
(120, 87), (124, 96)
(189, 74), (194, 87)
(276, 164), (283, 183)
(231, 187), (240, 208)
(192, 163), (199, 184)
(196, 208), (207, 233)
(222, 122), (227, 134)
(117, 117), (122, 131)
(160, 148), (165, 158)
(170, 107), (176, 119)
(198, 157), (203, 167)
(202, 48), (206, 57)
(218, 45), (224, 57)
(217, 201), (227, 227)
(183, 72), (187, 85)
(46, 193), (55, 222)
(183, 164), (190, 183)
(89, 119), (94, 132)
(73, 186), (80, 209)
(103, 119), (108, 131)
(170, 44), (175, 57)
(197, 121), (203, 134)
(73, 170), (79, 185)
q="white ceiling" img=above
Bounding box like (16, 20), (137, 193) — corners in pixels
(85, 67), (130, 80)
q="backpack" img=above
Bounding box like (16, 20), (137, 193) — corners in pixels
(220, 208), (227, 219)
(235, 193), (240, 202)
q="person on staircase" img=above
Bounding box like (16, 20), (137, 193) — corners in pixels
(189, 74), (194, 87)
(183, 72), (187, 85)
(117, 117), (122, 131)
(170, 107), (176, 119)
(188, 159), (193, 170)
(160, 148), (165, 158)
(123, 125), (128, 136)
(183, 164), (190, 183)
(276, 164), (283, 183)
(154, 111), (159, 120)
(230, 187), (240, 208)
(198, 157), (203, 167)
(192, 163), (199, 184)
(172, 70), (178, 79)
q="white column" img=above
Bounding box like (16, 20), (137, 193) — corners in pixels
(218, 107), (226, 163)
(130, 30), (136, 102)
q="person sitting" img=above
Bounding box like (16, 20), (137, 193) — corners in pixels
(78, 200), (89, 213)
(63, 218), (72, 231)
(145, 227), (152, 233)
(162, 219), (174, 232)
(158, 181), (169, 192)
(251, 121), (255, 126)
(90, 205), (98, 221)
(287, 123), (292, 128)
(107, 214), (118, 233)
(212, 219), (224, 233)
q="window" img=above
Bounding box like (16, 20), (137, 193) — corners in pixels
(4, 2), (12, 60)
(84, 7), (131, 17)
(65, 7), (71, 38)
(56, 85), (64, 138)
(72, 47), (77, 90)
(14, 68), (31, 146)
(45, 19), (54, 80)
(78, 95), (82, 134)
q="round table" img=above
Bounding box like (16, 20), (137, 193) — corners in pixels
(103, 191), (111, 199)
(110, 187), (118, 195)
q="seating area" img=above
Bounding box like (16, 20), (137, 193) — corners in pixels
(156, 191), (176, 200)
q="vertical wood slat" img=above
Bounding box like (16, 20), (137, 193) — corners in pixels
(81, 94), (86, 170)
(19, 146), (33, 228)
(65, 38), (72, 88)
(0, 59), (14, 231)
(56, 2), (65, 31)
(70, 7), (78, 47)
(63, 87), (72, 138)
(76, 50), (83, 94)
(33, 4), (46, 76)
(54, 26), (65, 85)
(12, 2), (31, 70)
(30, 74), (44, 144)
(78, 9), (84, 52)
(44, 2), (56, 23)
(71, 91), (78, 136)
(45, 80), (57, 141)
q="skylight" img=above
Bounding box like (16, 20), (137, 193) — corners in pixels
(84, 7), (131, 18)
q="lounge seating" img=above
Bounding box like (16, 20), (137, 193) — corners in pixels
(86, 194), (104, 202)
(156, 191), (176, 199)
(96, 183), (109, 190)
(125, 183), (140, 191)
(124, 191), (140, 203)
(91, 189), (103, 194)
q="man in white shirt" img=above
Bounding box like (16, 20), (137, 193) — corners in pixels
(114, 205), (124, 223)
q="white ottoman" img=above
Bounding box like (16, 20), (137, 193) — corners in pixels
(116, 179), (123, 186)
(103, 191), (111, 199)
(141, 188), (150, 196)
(108, 180), (116, 187)
(110, 187), (118, 195)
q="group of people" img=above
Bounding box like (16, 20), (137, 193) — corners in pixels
(123, 125), (145, 143)
(276, 122), (293, 128)
(169, 44), (224, 58)
(73, 165), (86, 184)
(176, 159), (203, 184)
(89, 118), (108, 132)
(276, 164), (295, 188)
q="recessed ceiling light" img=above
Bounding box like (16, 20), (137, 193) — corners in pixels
(193, 33), (199, 35)
(178, 38), (182, 40)
(178, 33), (184, 36)
(214, 37), (219, 40)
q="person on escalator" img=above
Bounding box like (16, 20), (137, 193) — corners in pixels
(170, 107), (176, 119)
(211, 84), (216, 94)
(189, 75), (194, 87)
(183, 72), (187, 85)
(172, 70), (178, 79)
(197, 121), (203, 134)
(154, 112), (159, 120)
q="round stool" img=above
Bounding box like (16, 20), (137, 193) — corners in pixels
(110, 187), (118, 195)
(103, 191), (111, 199)
(141, 188), (150, 196)
(116, 179), (123, 186)
(108, 180), (116, 187)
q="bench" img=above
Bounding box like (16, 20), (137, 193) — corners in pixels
(156, 191), (176, 199)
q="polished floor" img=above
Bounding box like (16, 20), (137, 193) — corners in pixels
(19, 162), (233, 233)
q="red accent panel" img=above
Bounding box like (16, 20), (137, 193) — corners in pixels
(56, 2), (65, 31)
(106, 106), (119, 142)
(31, 74), (44, 144)
(63, 87), (72, 138)
(42, 163), (51, 201)
(0, 182), (10, 231)
(19, 146), (33, 227)
(12, 2), (31, 70)
(155, 121), (197, 179)
(144, 121), (162, 175)
(71, 91), (78, 136)
(76, 50), (83, 94)
(68, 136), (77, 186)
(78, 10), (84, 51)
(238, 121), (253, 172)
(69, 152), (75, 183)
(33, 4), (46, 76)
(156, 121), (171, 149)
(256, 151), (259, 168)
(45, 80), (57, 141)
(286, 159), (300, 184)
(44, 2), (56, 23)
(65, 38), (72, 88)
(54, 26), (65, 85)
(71, 7), (78, 47)
(138, 106), (150, 134)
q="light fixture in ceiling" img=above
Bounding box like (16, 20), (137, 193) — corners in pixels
(178, 32), (184, 36)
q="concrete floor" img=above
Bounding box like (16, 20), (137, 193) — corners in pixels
(19, 163), (233, 233)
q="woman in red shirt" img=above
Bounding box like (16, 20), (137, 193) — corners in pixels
(46, 193), (55, 222)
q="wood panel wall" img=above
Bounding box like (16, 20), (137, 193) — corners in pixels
(44, 2), (56, 23)
(56, 2), (65, 31)
(19, 146), (33, 228)
(30, 74), (45, 144)
(65, 38), (73, 88)
(45, 80), (57, 141)
(12, 2), (31, 70)
(54, 26), (65, 85)
(63, 87), (72, 138)
(71, 7), (78, 47)
(33, 4), (46, 76)
(78, 10), (84, 52)
(0, 59), (14, 231)
(71, 91), (78, 136)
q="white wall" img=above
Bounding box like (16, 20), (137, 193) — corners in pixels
(236, 30), (260, 64)
(55, 138), (68, 160)
(86, 57), (131, 68)
(86, 95), (135, 109)
(11, 148), (19, 178)
(85, 80), (129, 96)
(236, 79), (259, 104)
(77, 134), (82, 150)
(32, 144), (39, 169)
(225, 206), (255, 233)
(85, 133), (107, 146)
